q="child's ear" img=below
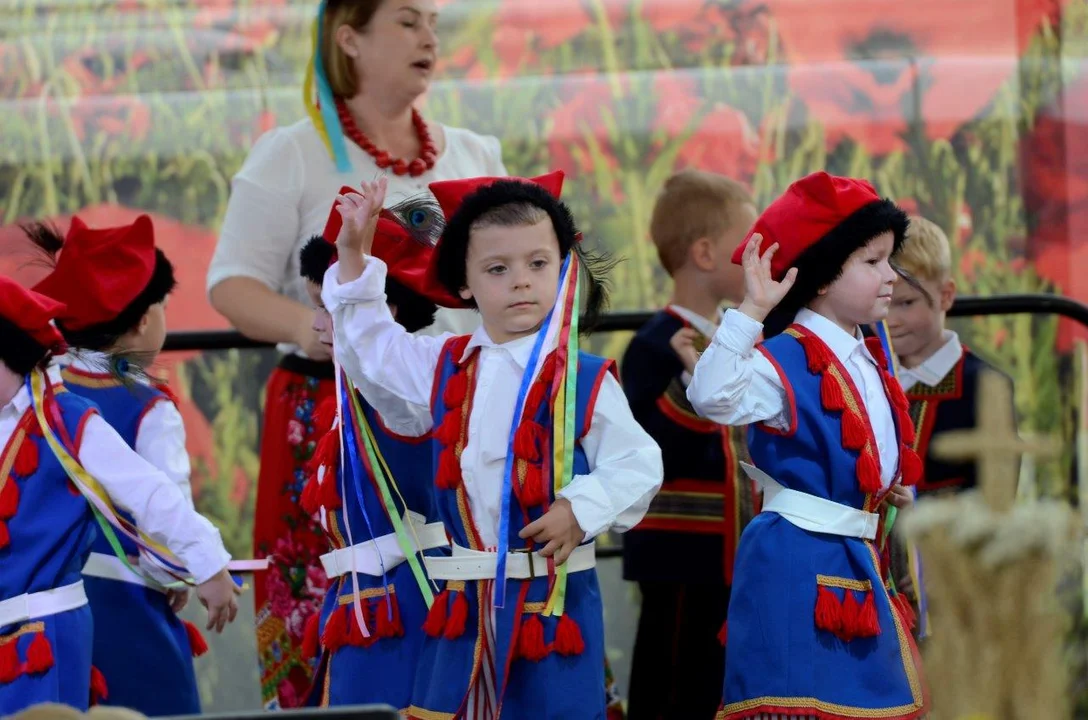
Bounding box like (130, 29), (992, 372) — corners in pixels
(938, 277), (956, 312)
(135, 309), (152, 336)
(458, 286), (473, 301)
(690, 236), (716, 271)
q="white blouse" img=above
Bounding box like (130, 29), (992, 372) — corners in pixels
(207, 118), (506, 350)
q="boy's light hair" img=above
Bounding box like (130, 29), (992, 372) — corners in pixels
(896, 215), (952, 283)
(649, 169), (753, 276)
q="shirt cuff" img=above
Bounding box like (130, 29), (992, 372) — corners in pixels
(556, 475), (613, 541)
(322, 256), (388, 313)
(714, 308), (764, 353)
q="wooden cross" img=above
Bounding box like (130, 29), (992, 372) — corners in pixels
(928, 369), (1060, 513)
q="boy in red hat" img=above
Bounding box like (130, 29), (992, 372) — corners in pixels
(687, 171), (927, 719)
(322, 173), (663, 719)
(294, 191), (451, 709)
(0, 275), (238, 717)
(19, 217), (240, 716)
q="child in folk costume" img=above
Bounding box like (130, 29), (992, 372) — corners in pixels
(886, 215), (1018, 498)
(17, 217), (240, 716)
(0, 276), (239, 716)
(621, 170), (760, 720)
(687, 172), (928, 719)
(294, 192), (453, 708)
(322, 171), (663, 719)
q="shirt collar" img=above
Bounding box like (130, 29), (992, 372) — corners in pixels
(899, 330), (961, 390)
(460, 326), (541, 370)
(795, 308), (868, 366)
(667, 304), (720, 338)
(4, 365), (63, 417)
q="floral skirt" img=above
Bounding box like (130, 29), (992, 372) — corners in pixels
(252, 357), (336, 709)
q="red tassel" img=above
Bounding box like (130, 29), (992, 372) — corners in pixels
(864, 337), (888, 370)
(820, 372), (846, 412)
(517, 463), (547, 508)
(346, 603), (376, 647)
(435, 449), (462, 491)
(13, 440), (38, 478)
(90, 665), (109, 705)
(840, 411), (869, 451)
(900, 446), (922, 487)
(538, 353), (558, 386)
(376, 594), (404, 639)
(302, 613), (321, 660)
(444, 590), (469, 639)
(717, 620), (728, 647)
(300, 475), (321, 516)
(523, 380), (549, 417)
(897, 407), (916, 447)
(183, 620), (209, 658)
(554, 614), (585, 656)
(0, 639), (21, 684)
(322, 606), (349, 652)
(0, 481), (18, 520)
(516, 614), (547, 661)
(514, 422), (545, 463)
(312, 397), (338, 435)
(443, 371), (469, 409)
(887, 379), (910, 412)
(423, 590), (449, 637)
(798, 336), (830, 374)
(319, 472), (343, 511)
(814, 586), (842, 634)
(856, 451), (882, 494)
(856, 592), (881, 637)
(894, 594), (918, 631)
(838, 590), (860, 642)
(0, 521), (9, 551)
(434, 411), (462, 447)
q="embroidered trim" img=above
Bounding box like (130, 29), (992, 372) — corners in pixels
(816, 575), (872, 592)
(405, 706), (457, 720)
(0, 622), (45, 646)
(336, 584), (396, 604)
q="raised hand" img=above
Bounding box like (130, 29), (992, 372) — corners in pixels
(737, 234), (798, 323)
(335, 177), (388, 257)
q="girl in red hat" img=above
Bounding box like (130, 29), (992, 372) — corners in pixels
(687, 172), (927, 719)
(321, 173), (663, 719)
(0, 274), (239, 717)
(20, 217), (242, 717)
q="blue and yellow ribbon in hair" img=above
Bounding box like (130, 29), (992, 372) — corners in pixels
(303, 0), (353, 173)
(874, 319), (929, 637)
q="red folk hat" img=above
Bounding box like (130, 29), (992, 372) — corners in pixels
(33, 215), (157, 330)
(429, 171), (566, 222)
(0, 275), (66, 351)
(731, 172), (884, 280)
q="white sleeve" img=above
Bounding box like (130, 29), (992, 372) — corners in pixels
(686, 309), (790, 430)
(556, 373), (664, 539)
(207, 128), (304, 294)
(134, 400), (193, 508)
(482, 134), (508, 176)
(78, 415), (230, 584)
(322, 258), (449, 436)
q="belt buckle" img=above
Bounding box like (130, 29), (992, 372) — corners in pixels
(513, 548), (536, 579)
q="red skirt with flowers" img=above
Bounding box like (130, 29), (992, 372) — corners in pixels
(252, 356), (336, 709)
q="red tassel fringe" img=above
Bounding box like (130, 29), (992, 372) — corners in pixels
(0, 522), (10, 551)
(183, 620), (209, 657)
(837, 590), (860, 642)
(443, 371), (468, 409)
(308, 430), (340, 475)
(856, 451), (882, 494)
(517, 462), (547, 508)
(900, 446), (922, 487)
(856, 592), (881, 637)
(434, 412), (462, 446)
(444, 590), (469, 640)
(320, 472), (342, 511)
(819, 372), (846, 412)
(436, 448), (463, 490)
(893, 594), (918, 631)
(13, 440), (38, 478)
(423, 590), (449, 637)
(346, 603), (376, 647)
(864, 337), (888, 370)
(322, 606), (348, 652)
(840, 411), (869, 451)
(523, 381), (548, 418)
(312, 397), (338, 436)
(814, 586), (841, 634)
(897, 407), (916, 446)
(302, 613), (321, 660)
(513, 422), (544, 464)
(517, 615), (547, 662)
(90, 665), (109, 705)
(376, 594), (404, 639)
(300, 475), (321, 516)
(0, 481), (18, 520)
(0, 640), (19, 684)
(554, 615), (585, 656)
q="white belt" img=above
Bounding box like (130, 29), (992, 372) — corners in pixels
(0, 581), (88, 628)
(320, 512), (449, 578)
(741, 462), (879, 540)
(82, 552), (166, 593)
(425, 543), (597, 581)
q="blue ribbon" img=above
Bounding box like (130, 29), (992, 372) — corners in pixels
(314, 0), (353, 173)
(493, 254), (572, 608)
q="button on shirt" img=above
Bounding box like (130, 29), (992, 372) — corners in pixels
(687, 308), (900, 489)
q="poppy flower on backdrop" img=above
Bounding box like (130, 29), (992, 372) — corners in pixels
(64, 96), (152, 143)
(546, 74), (627, 199)
(641, 0), (772, 63)
(1021, 73), (1088, 226)
(1027, 207), (1088, 352)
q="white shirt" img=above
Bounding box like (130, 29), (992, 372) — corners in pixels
(322, 257), (663, 548)
(207, 118), (508, 351)
(898, 330), (961, 391)
(687, 308), (900, 489)
(63, 350), (194, 506)
(0, 366), (230, 584)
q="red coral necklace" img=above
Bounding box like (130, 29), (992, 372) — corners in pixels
(336, 100), (437, 177)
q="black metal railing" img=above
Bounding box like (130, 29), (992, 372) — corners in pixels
(163, 293), (1088, 561)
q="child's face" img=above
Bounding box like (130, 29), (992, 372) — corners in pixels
(306, 281), (335, 351)
(887, 273), (954, 361)
(460, 218), (562, 344)
(818, 231), (898, 330)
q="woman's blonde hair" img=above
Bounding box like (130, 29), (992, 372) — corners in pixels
(320, 0), (384, 98)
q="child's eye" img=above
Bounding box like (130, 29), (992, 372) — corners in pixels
(867, 258), (881, 265)
(530, 259), (548, 269)
(487, 265), (506, 275)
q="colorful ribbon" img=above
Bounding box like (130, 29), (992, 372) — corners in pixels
(303, 0), (352, 173)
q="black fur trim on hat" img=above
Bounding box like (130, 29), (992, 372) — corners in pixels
(386, 276), (437, 334)
(763, 199), (909, 338)
(60, 249), (177, 351)
(300, 236), (336, 285)
(0, 315), (51, 376)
